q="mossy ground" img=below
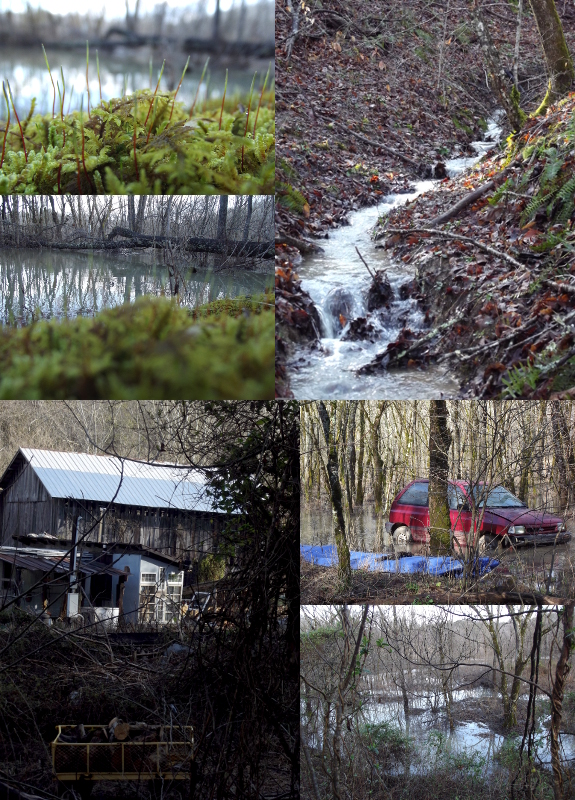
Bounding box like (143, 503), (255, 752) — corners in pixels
(0, 292), (274, 399)
(0, 89), (275, 194)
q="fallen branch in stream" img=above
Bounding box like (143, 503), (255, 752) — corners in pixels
(357, 314), (465, 374)
(381, 226), (525, 270)
(355, 246), (375, 278)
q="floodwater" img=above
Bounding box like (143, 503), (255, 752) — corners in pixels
(0, 47), (266, 117)
(363, 689), (575, 773)
(303, 682), (575, 778)
(0, 247), (272, 325)
(288, 117), (503, 399)
(301, 503), (575, 587)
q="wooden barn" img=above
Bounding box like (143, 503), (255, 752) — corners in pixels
(0, 448), (227, 562)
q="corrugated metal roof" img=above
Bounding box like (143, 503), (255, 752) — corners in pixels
(19, 449), (220, 512)
(0, 549), (125, 576)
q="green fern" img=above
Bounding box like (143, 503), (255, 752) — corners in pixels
(489, 177), (512, 205)
(520, 187), (558, 226)
(277, 182), (308, 214)
(541, 147), (563, 183)
(555, 175), (575, 224)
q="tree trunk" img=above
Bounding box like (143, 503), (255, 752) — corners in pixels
(472, 1), (526, 131)
(317, 402), (351, 586)
(331, 606), (369, 800)
(552, 401), (569, 510)
(135, 196), (147, 233)
(529, 0), (574, 115)
(428, 400), (452, 548)
(242, 196), (253, 242)
(345, 402), (358, 517)
(550, 603), (575, 800)
(356, 404), (365, 506)
(369, 403), (387, 516)
(217, 195), (228, 241)
(127, 196), (136, 232)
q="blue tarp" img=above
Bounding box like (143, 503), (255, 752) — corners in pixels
(300, 544), (499, 576)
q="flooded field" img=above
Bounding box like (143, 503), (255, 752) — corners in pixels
(0, 247), (272, 324)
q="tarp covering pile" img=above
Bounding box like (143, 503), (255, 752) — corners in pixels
(300, 544), (499, 576)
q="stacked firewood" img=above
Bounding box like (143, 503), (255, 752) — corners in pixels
(58, 719), (165, 744)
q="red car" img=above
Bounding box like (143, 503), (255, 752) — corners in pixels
(386, 479), (571, 551)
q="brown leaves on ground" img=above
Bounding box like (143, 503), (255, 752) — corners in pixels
(379, 94), (575, 397)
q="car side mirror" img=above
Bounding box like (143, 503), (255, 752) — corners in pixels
(458, 501), (470, 512)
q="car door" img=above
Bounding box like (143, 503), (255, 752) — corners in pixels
(394, 481), (430, 541)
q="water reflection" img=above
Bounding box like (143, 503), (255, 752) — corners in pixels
(0, 47), (263, 116)
(301, 503), (575, 579)
(303, 686), (575, 778)
(0, 247), (272, 324)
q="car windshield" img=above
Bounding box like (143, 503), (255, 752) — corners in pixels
(472, 485), (526, 508)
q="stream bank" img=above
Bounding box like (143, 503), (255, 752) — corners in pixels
(279, 117), (503, 398)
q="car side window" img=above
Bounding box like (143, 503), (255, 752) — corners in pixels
(448, 486), (468, 510)
(397, 483), (429, 506)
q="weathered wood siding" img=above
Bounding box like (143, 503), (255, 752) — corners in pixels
(0, 454), (223, 557)
(0, 461), (54, 544)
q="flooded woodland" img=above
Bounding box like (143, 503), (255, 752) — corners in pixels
(301, 605), (575, 800)
(0, 195), (274, 324)
(300, 401), (575, 604)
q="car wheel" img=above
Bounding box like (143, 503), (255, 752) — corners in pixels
(394, 525), (412, 543)
(477, 534), (495, 553)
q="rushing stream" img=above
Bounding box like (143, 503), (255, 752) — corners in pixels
(0, 247), (272, 325)
(289, 116), (503, 399)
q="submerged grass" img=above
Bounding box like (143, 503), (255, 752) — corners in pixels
(0, 48), (274, 194)
(0, 292), (274, 399)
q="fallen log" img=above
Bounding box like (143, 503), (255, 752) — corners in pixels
(425, 180), (496, 227)
(382, 226), (525, 270)
(275, 234), (323, 254)
(1, 232), (274, 258)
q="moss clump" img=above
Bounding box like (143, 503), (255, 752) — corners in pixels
(0, 90), (274, 194)
(0, 293), (274, 399)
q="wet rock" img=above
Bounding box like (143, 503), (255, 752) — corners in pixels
(366, 270), (394, 311)
(417, 162), (433, 179)
(417, 161), (448, 179)
(357, 328), (425, 374)
(433, 161), (448, 179)
(325, 286), (355, 331)
(399, 279), (418, 300)
(341, 316), (377, 342)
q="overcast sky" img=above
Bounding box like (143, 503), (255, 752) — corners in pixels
(3, 0), (257, 20)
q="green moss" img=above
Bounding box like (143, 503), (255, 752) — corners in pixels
(0, 89), (275, 194)
(0, 293), (274, 399)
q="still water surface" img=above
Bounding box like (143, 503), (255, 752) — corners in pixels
(1, 47), (265, 116)
(0, 247), (272, 324)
